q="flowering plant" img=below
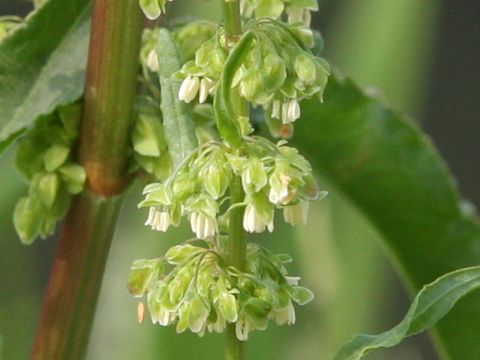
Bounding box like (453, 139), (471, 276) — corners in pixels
(1, 1), (480, 360)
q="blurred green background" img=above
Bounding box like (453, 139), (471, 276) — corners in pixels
(1, 0), (479, 359)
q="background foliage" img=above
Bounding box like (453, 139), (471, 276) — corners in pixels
(1, 0), (479, 359)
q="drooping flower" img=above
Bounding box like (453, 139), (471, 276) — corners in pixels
(243, 194), (274, 233)
(179, 75), (200, 103)
(190, 211), (217, 239)
(283, 201), (309, 226)
(145, 207), (172, 232)
(271, 300), (296, 325)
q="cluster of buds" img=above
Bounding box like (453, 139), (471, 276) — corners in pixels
(175, 20), (329, 129)
(13, 103), (86, 244)
(240, 0), (318, 28)
(129, 242), (314, 340)
(139, 137), (325, 238)
(131, 99), (172, 180)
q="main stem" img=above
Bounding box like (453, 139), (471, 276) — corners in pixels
(221, 2), (245, 360)
(31, 0), (143, 359)
(226, 178), (247, 360)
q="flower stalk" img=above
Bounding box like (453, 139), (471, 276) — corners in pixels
(221, 2), (247, 359)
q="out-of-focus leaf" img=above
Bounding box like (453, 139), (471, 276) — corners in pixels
(0, 0), (91, 154)
(294, 75), (480, 360)
(334, 266), (480, 360)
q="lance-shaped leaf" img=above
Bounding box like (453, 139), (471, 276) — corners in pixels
(156, 28), (198, 168)
(334, 266), (480, 360)
(293, 75), (480, 360)
(0, 0), (91, 154)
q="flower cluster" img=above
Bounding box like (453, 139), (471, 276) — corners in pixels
(13, 103), (86, 244)
(128, 242), (314, 340)
(175, 32), (227, 104)
(240, 0), (318, 28)
(238, 21), (329, 125)
(176, 20), (329, 127)
(140, 137), (325, 238)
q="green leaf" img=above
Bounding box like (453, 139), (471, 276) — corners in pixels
(293, 75), (480, 360)
(0, 0), (91, 154)
(334, 266), (480, 360)
(214, 31), (255, 147)
(155, 28), (198, 168)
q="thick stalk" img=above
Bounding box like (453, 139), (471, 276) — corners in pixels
(31, 192), (123, 360)
(221, 2), (245, 360)
(31, 0), (143, 358)
(80, 0), (144, 196)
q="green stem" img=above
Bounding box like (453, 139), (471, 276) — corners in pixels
(226, 176), (247, 269)
(220, 2), (246, 359)
(226, 322), (245, 360)
(31, 0), (143, 358)
(225, 176), (246, 360)
(221, 0), (242, 37)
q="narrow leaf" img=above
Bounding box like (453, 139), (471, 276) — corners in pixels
(213, 31), (255, 146)
(0, 0), (91, 153)
(156, 28), (198, 168)
(334, 266), (480, 360)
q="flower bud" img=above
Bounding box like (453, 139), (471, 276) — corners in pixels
(31, 172), (60, 209)
(283, 201), (309, 226)
(294, 54), (317, 84)
(146, 49), (160, 72)
(243, 193), (274, 233)
(179, 75), (200, 103)
(144, 207), (172, 232)
(241, 157), (268, 194)
(43, 144), (70, 172)
(13, 196), (44, 245)
(201, 158), (231, 199)
(215, 285), (239, 323)
(271, 300), (296, 325)
(190, 211), (217, 239)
